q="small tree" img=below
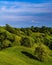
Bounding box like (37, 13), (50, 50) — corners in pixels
(35, 44), (47, 61)
(2, 39), (12, 48)
(21, 36), (34, 47)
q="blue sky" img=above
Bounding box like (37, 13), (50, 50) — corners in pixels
(0, 0), (52, 27)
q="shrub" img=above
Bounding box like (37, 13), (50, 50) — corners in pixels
(21, 36), (34, 47)
(2, 39), (12, 48)
(48, 39), (52, 50)
(5, 31), (14, 42)
(34, 44), (48, 61)
(13, 35), (21, 46)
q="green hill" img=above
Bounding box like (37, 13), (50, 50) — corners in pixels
(0, 24), (52, 65)
(0, 46), (52, 65)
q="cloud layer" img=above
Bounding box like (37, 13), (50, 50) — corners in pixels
(0, 1), (52, 27)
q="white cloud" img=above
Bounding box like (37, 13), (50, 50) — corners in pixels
(0, 14), (52, 23)
(0, 15), (35, 22)
(0, 1), (52, 25)
(0, 1), (52, 14)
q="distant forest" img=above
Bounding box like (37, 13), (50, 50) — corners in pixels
(0, 24), (52, 50)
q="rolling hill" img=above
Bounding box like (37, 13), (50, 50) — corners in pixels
(0, 24), (52, 65)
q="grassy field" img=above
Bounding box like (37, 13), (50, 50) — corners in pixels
(0, 46), (52, 65)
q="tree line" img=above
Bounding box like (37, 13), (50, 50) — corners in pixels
(0, 24), (52, 50)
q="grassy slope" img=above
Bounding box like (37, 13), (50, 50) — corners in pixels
(0, 46), (52, 65)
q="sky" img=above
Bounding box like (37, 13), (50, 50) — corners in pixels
(0, 0), (52, 27)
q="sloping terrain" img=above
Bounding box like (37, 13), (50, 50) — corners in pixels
(0, 46), (52, 65)
(0, 25), (52, 65)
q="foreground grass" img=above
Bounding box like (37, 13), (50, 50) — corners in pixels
(0, 46), (52, 65)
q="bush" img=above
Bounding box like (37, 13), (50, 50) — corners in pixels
(5, 31), (14, 42)
(5, 24), (17, 35)
(21, 36), (34, 47)
(34, 44), (48, 61)
(48, 39), (52, 50)
(13, 35), (21, 46)
(2, 39), (12, 48)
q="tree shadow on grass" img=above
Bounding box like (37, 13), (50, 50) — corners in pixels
(21, 51), (38, 60)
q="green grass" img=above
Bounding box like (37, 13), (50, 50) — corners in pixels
(0, 46), (52, 65)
